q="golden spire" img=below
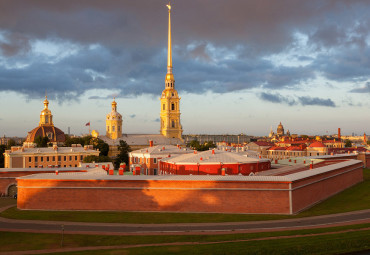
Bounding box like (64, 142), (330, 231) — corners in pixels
(43, 91), (49, 109)
(167, 2), (172, 73)
(165, 1), (174, 82)
(112, 97), (117, 111)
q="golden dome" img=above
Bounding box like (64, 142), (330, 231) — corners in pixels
(91, 130), (99, 138)
(166, 73), (174, 81)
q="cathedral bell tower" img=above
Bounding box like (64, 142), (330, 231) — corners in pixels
(160, 2), (183, 139)
(106, 98), (123, 140)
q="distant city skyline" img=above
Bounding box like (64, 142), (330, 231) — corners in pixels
(0, 1), (369, 137)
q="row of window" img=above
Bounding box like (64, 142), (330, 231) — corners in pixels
(132, 157), (157, 164)
(28, 155), (84, 163)
(162, 103), (177, 111)
(29, 164), (79, 168)
(107, 125), (121, 132)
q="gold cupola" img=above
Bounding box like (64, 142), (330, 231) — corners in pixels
(39, 95), (53, 126)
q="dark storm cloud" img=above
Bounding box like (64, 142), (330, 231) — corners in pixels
(260, 92), (336, 107)
(0, 0), (369, 103)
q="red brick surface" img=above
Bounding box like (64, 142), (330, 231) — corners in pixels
(16, 160), (364, 214)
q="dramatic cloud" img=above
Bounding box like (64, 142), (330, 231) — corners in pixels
(260, 92), (336, 107)
(298, 96), (336, 107)
(259, 92), (296, 106)
(0, 0), (369, 107)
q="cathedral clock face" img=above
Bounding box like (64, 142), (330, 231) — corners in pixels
(46, 132), (53, 140)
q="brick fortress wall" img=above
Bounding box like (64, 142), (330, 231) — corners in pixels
(17, 160), (363, 214)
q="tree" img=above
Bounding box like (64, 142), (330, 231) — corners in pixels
(187, 140), (216, 151)
(64, 136), (109, 156)
(344, 139), (352, 148)
(90, 138), (109, 156)
(113, 140), (131, 169)
(367, 141), (370, 146)
(0, 145), (6, 168)
(34, 136), (50, 147)
(83, 155), (112, 163)
(64, 135), (92, 147)
(6, 139), (16, 149)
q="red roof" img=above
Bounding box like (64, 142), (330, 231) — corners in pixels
(286, 146), (304, 151)
(308, 141), (326, 148)
(268, 146), (287, 151)
(254, 141), (274, 146)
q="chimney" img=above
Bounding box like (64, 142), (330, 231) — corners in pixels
(149, 140), (153, 147)
(338, 128), (341, 141)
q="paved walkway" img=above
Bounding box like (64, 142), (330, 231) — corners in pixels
(0, 205), (369, 236)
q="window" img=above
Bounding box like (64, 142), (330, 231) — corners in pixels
(69, 156), (72, 161)
(134, 157), (137, 163)
(52, 156), (55, 161)
(41, 157), (43, 162)
(64, 156), (66, 161)
(28, 157), (31, 162)
(118, 126), (120, 132)
(80, 156), (83, 160)
(112, 126), (115, 132)
(46, 156), (49, 162)
(58, 156), (61, 161)
(35, 157), (38, 162)
(75, 156), (77, 160)
(153, 158), (157, 164)
(171, 103), (175, 110)
(107, 126), (110, 132)
(163, 104), (165, 110)
(63, 165), (66, 167)
(171, 120), (175, 128)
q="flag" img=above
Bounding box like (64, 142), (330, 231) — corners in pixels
(85, 122), (90, 126)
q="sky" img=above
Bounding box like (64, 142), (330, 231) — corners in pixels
(0, 0), (370, 137)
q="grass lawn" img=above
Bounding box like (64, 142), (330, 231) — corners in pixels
(0, 224), (369, 253)
(1, 168), (369, 224)
(50, 230), (370, 255)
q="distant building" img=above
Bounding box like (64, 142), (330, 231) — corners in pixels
(183, 134), (250, 145)
(245, 141), (274, 157)
(24, 96), (65, 147)
(277, 122), (285, 136)
(129, 143), (192, 175)
(159, 149), (271, 175)
(0, 136), (24, 146)
(3, 144), (99, 168)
